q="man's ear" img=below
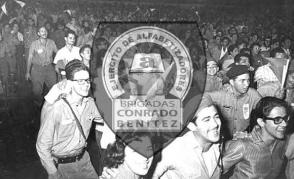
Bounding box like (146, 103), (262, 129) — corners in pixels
(257, 118), (265, 127)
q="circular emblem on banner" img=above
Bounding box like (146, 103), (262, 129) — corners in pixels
(102, 26), (193, 132)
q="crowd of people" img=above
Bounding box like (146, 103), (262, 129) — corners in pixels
(0, 0), (294, 179)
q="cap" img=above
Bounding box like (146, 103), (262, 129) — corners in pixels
(226, 64), (249, 79)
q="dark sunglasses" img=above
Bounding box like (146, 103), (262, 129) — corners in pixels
(264, 115), (290, 124)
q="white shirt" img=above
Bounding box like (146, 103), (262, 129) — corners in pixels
(53, 46), (81, 65)
(254, 63), (280, 88)
(220, 47), (227, 60)
(152, 131), (220, 179)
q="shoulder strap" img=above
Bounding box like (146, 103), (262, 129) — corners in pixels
(62, 98), (87, 141)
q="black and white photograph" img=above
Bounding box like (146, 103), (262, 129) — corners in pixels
(0, 0), (294, 178)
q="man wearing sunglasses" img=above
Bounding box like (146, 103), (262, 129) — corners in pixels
(36, 60), (102, 179)
(222, 96), (290, 179)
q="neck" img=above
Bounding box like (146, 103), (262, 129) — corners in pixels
(231, 85), (243, 97)
(260, 128), (276, 147)
(193, 132), (213, 152)
(122, 162), (140, 178)
(39, 38), (47, 43)
(66, 44), (73, 49)
(67, 91), (83, 106)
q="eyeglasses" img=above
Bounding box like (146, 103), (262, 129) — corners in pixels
(264, 115), (290, 124)
(72, 78), (91, 85)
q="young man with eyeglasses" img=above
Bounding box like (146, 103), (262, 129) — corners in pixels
(222, 96), (290, 179)
(36, 60), (103, 179)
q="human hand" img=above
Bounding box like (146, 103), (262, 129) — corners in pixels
(99, 167), (119, 179)
(25, 72), (31, 81)
(274, 87), (286, 99)
(232, 131), (249, 140)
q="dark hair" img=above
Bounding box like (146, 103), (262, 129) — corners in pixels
(281, 36), (291, 44)
(250, 97), (289, 128)
(221, 36), (230, 43)
(250, 42), (260, 51)
(104, 132), (153, 168)
(270, 47), (285, 57)
(228, 44), (238, 55)
(234, 53), (251, 63)
(65, 59), (89, 80)
(79, 44), (92, 54)
(37, 25), (47, 32)
(64, 29), (76, 38)
(240, 48), (251, 55)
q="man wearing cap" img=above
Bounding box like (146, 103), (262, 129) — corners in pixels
(152, 99), (222, 179)
(202, 65), (261, 138)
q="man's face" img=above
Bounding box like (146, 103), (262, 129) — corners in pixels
(263, 106), (288, 139)
(28, 19), (34, 26)
(97, 41), (107, 50)
(284, 39), (291, 49)
(252, 45), (260, 54)
(265, 39), (271, 47)
(65, 33), (76, 46)
(38, 27), (48, 39)
(215, 36), (221, 45)
(4, 25), (10, 33)
(230, 73), (250, 95)
(12, 24), (19, 32)
(231, 48), (239, 57)
(221, 39), (229, 47)
(81, 47), (91, 61)
(271, 42), (280, 49)
(71, 70), (90, 97)
(207, 61), (219, 76)
(57, 24), (64, 30)
(275, 52), (286, 59)
(238, 56), (250, 67)
(194, 106), (221, 143)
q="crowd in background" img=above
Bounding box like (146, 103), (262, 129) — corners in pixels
(1, 1), (294, 178)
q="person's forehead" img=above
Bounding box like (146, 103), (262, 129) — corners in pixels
(240, 56), (249, 61)
(235, 73), (249, 80)
(268, 106), (286, 117)
(82, 47), (91, 53)
(197, 106), (217, 119)
(67, 33), (75, 38)
(207, 61), (217, 66)
(39, 27), (47, 32)
(73, 70), (89, 79)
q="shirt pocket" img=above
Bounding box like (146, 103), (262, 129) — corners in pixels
(57, 118), (75, 139)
